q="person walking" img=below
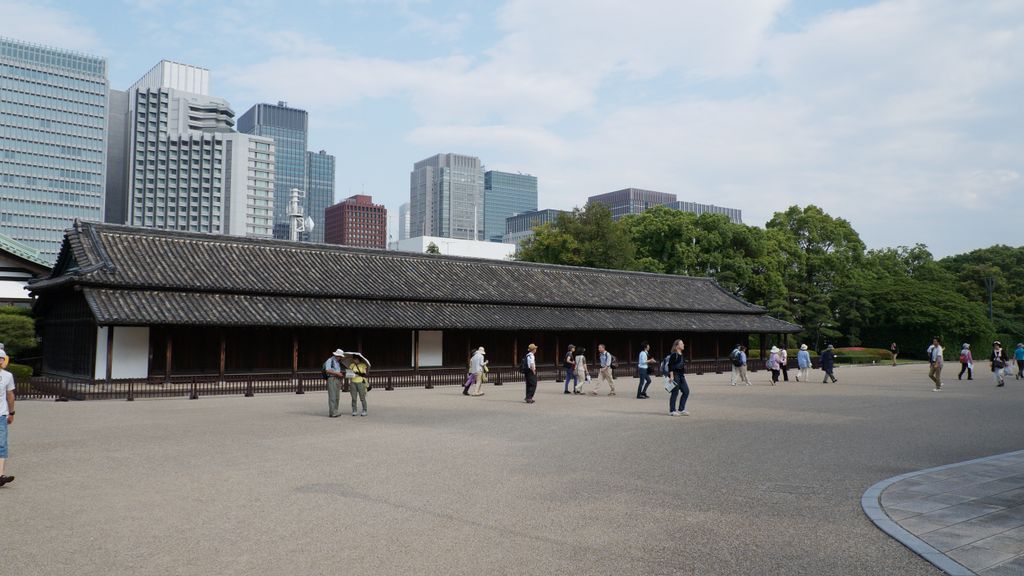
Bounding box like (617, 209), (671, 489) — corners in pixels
(992, 341), (1010, 387)
(957, 343), (974, 381)
(779, 346), (790, 382)
(0, 349), (16, 487)
(592, 344), (616, 396)
(737, 345), (752, 386)
(524, 343), (538, 403)
(796, 344), (811, 382)
(348, 354), (370, 416)
(729, 344), (743, 386)
(666, 339), (690, 416)
(573, 347), (588, 394)
(469, 347), (487, 396)
(928, 337), (944, 391)
(463, 350), (477, 396)
(1016, 343), (1024, 381)
(767, 346), (781, 385)
(563, 344), (577, 395)
(323, 349), (346, 417)
(890, 342), (899, 366)
(821, 344), (838, 383)
(636, 341), (655, 399)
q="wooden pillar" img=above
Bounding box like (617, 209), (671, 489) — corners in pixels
(554, 335), (561, 382)
(105, 326), (114, 381)
(165, 332), (173, 380)
(627, 339), (633, 369)
(513, 337), (518, 365)
(219, 330), (227, 378)
(413, 330), (420, 371)
(714, 335), (721, 374)
(290, 331), (298, 376)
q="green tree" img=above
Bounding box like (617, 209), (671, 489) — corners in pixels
(0, 308), (36, 358)
(518, 203), (636, 270)
(938, 245), (1024, 343)
(425, 242), (440, 255)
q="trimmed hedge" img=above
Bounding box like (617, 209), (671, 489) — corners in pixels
(833, 347), (894, 364)
(5, 363), (33, 379)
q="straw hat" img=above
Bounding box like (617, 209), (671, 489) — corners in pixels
(528, 343), (538, 351)
(800, 344), (808, 351)
(332, 349), (345, 356)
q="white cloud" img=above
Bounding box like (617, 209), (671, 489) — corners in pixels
(0, 0), (102, 52)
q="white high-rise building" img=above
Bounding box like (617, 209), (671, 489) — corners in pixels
(108, 61), (274, 237)
(409, 153), (483, 240)
(398, 202), (410, 240)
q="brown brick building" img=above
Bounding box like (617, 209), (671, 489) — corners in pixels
(324, 194), (387, 249)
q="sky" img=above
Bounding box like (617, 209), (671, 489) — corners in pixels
(2, 0), (1022, 257)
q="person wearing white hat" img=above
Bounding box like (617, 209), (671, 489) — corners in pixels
(323, 349), (347, 417)
(796, 344), (811, 382)
(469, 347), (487, 397)
(0, 348), (16, 486)
(992, 341), (1010, 388)
(767, 346), (781, 385)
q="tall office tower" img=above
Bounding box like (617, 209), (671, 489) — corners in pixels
(483, 170), (537, 242)
(115, 61), (274, 237)
(0, 37), (108, 262)
(324, 194), (387, 249)
(397, 202), (410, 240)
(587, 188), (677, 220)
(409, 153), (483, 240)
(237, 102), (308, 240)
(665, 200), (743, 224)
(304, 150), (334, 243)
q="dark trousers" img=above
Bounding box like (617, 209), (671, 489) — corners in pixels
(525, 371), (538, 400)
(822, 368), (836, 383)
(669, 374), (689, 412)
(780, 364), (789, 381)
(771, 369), (780, 383)
(564, 365), (577, 392)
(637, 368), (651, 397)
(1018, 360), (1023, 379)
(958, 362), (972, 380)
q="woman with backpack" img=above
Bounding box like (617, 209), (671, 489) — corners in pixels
(667, 339), (690, 416)
(767, 346), (781, 385)
(958, 343), (973, 380)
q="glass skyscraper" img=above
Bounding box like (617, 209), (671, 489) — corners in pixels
(409, 153), (483, 240)
(238, 102), (308, 240)
(483, 170), (537, 242)
(305, 150), (334, 243)
(0, 37), (108, 262)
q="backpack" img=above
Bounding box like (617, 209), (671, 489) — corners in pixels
(730, 349), (743, 367)
(609, 354), (618, 369)
(660, 355), (671, 375)
(520, 354), (532, 374)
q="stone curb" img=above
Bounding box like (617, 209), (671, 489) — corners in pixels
(861, 449), (1024, 576)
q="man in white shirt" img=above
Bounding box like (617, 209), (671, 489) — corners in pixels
(592, 344), (616, 396)
(524, 344), (538, 404)
(928, 337), (944, 391)
(469, 347), (487, 397)
(0, 348), (17, 486)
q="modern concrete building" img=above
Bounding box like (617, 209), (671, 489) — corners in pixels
(394, 236), (516, 260)
(324, 194), (387, 249)
(665, 200), (743, 224)
(237, 102), (308, 240)
(409, 153), (483, 240)
(304, 150), (334, 243)
(587, 188), (677, 220)
(483, 170), (537, 242)
(0, 37), (108, 262)
(398, 202), (410, 241)
(108, 61), (275, 238)
(503, 209), (568, 247)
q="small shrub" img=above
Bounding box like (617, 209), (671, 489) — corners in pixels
(5, 363), (33, 379)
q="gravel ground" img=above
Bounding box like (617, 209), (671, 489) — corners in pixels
(4, 364), (1023, 575)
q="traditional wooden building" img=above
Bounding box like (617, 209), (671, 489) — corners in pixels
(30, 221), (799, 381)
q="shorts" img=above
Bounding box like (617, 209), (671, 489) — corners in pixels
(0, 416), (8, 459)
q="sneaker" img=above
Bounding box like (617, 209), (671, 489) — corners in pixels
(680, 410), (690, 416)
(730, 382), (736, 386)
(352, 411), (359, 416)
(360, 411), (367, 416)
(0, 475), (13, 486)
(669, 411), (680, 416)
(932, 388), (940, 392)
(525, 398), (535, 404)
(564, 391), (571, 394)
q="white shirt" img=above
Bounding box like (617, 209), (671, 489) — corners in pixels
(0, 369), (14, 415)
(638, 350), (649, 369)
(526, 351), (536, 370)
(469, 353), (485, 373)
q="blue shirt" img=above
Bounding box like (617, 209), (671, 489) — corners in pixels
(638, 350), (648, 370)
(797, 350), (811, 368)
(1016, 348), (1024, 361)
(600, 351), (611, 368)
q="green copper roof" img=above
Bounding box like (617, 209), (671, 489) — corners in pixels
(0, 232), (51, 269)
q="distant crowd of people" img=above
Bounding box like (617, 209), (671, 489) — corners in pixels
(925, 337), (1024, 391)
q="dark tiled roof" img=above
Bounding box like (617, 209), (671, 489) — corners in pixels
(35, 222), (801, 333)
(84, 289), (800, 333)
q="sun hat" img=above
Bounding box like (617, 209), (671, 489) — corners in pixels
(993, 341), (1002, 347)
(827, 344), (835, 349)
(0, 349), (6, 359)
(476, 347), (486, 354)
(770, 346), (780, 353)
(332, 349), (345, 356)
(962, 343), (970, 348)
(800, 344), (808, 351)
(528, 343), (538, 351)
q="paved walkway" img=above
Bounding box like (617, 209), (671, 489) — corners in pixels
(865, 450), (1024, 575)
